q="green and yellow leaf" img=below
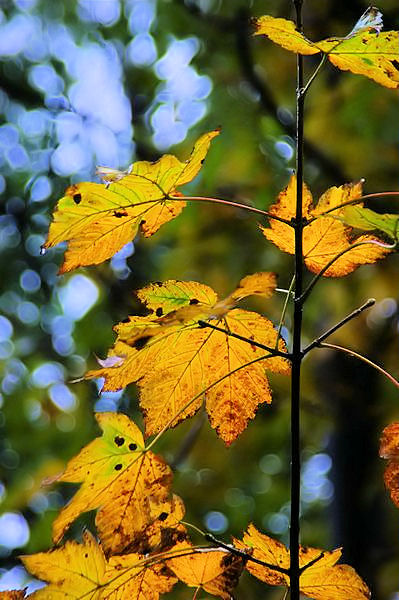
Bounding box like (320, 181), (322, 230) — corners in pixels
(254, 13), (399, 88)
(234, 524), (370, 600)
(44, 130), (220, 273)
(47, 412), (185, 555)
(338, 205), (399, 241)
(261, 175), (390, 277)
(86, 277), (289, 445)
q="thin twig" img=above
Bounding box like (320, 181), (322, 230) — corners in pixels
(299, 551), (325, 573)
(171, 195), (293, 224)
(205, 533), (290, 575)
(197, 320), (291, 359)
(302, 299), (376, 356)
(317, 343), (399, 389)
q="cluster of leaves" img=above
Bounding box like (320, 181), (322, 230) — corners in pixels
(2, 6), (399, 599)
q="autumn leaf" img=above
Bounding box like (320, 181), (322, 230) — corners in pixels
(261, 175), (390, 277)
(0, 592), (26, 599)
(379, 422), (399, 508)
(21, 531), (177, 600)
(166, 542), (245, 600)
(86, 276), (290, 445)
(234, 524), (370, 600)
(254, 10), (399, 89)
(43, 129), (220, 273)
(47, 412), (186, 555)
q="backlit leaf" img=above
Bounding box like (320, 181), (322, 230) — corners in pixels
(0, 592), (26, 599)
(86, 278), (290, 445)
(22, 531), (177, 600)
(166, 542), (245, 599)
(261, 175), (390, 277)
(234, 524), (370, 600)
(48, 412), (184, 555)
(43, 130), (220, 273)
(379, 422), (399, 508)
(254, 13), (399, 88)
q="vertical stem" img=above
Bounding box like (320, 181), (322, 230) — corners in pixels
(291, 1), (305, 598)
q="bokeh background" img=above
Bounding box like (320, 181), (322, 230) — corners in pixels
(0, 0), (398, 597)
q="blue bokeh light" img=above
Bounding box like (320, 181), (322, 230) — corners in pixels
(57, 274), (99, 321)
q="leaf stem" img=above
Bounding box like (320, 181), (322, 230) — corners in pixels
(316, 342), (399, 389)
(197, 320), (291, 358)
(302, 298), (376, 355)
(171, 195), (293, 224)
(300, 54), (327, 95)
(275, 274), (295, 350)
(306, 191), (399, 223)
(300, 239), (395, 302)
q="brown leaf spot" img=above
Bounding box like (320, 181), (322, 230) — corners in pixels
(156, 307), (163, 317)
(73, 193), (82, 204)
(114, 436), (125, 446)
(189, 298), (199, 305)
(129, 442), (137, 451)
(158, 512), (168, 521)
(133, 336), (151, 350)
(113, 210), (128, 218)
(114, 463), (123, 471)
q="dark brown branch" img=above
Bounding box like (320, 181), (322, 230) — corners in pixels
(197, 320), (291, 359)
(302, 299), (376, 356)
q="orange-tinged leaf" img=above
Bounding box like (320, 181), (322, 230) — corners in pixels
(228, 272), (277, 302)
(234, 525), (370, 600)
(49, 412), (180, 555)
(254, 13), (399, 88)
(87, 279), (290, 445)
(44, 130), (220, 273)
(22, 532), (177, 600)
(0, 592), (26, 599)
(261, 175), (390, 277)
(379, 422), (399, 508)
(166, 542), (245, 599)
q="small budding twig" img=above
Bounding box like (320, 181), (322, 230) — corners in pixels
(197, 320), (291, 359)
(302, 298), (376, 356)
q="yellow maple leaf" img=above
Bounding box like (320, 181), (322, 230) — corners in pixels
(43, 130), (220, 273)
(166, 542), (245, 600)
(86, 276), (290, 445)
(379, 422), (399, 508)
(254, 13), (399, 89)
(234, 524), (370, 600)
(261, 175), (390, 277)
(47, 412), (185, 555)
(21, 531), (177, 600)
